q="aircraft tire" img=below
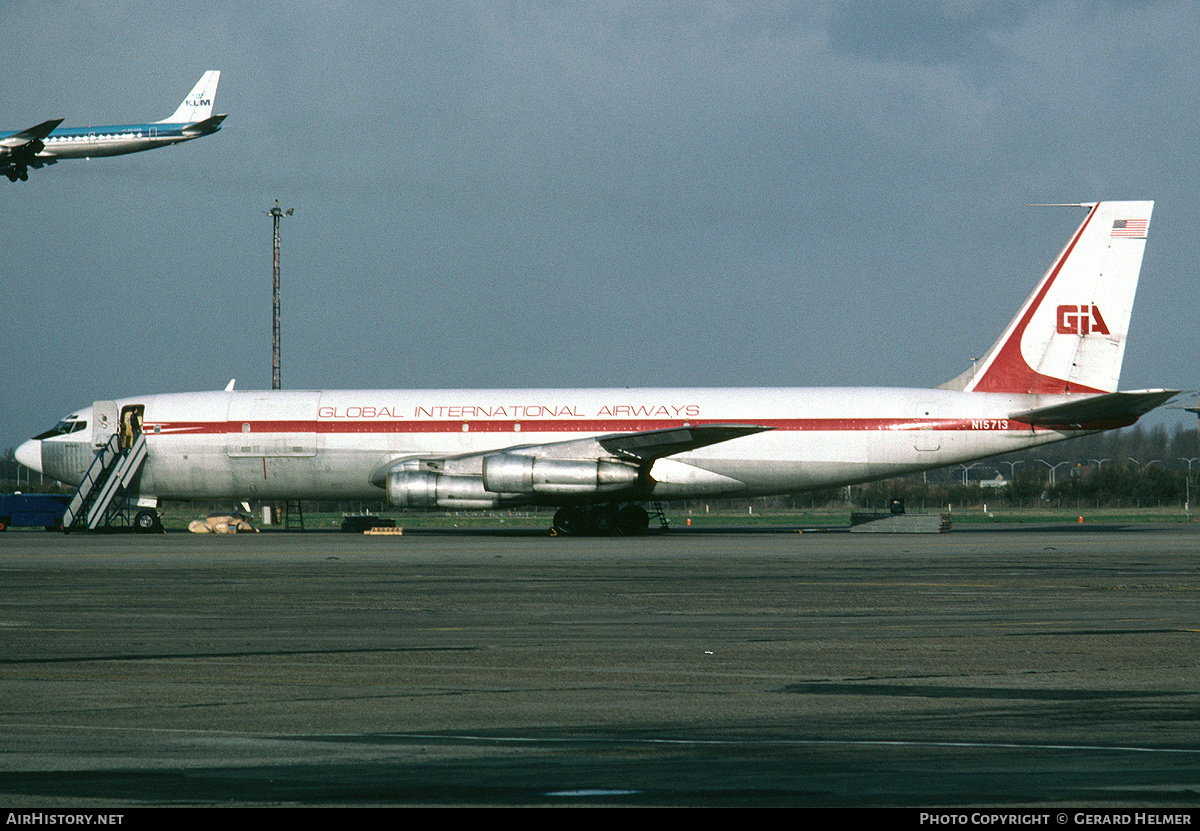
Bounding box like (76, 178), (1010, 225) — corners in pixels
(589, 505), (619, 535)
(133, 509), (162, 533)
(617, 504), (650, 535)
(552, 506), (588, 536)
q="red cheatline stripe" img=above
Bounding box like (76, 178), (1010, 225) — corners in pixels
(143, 416), (1135, 435)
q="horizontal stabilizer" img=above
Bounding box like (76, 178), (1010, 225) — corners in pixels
(182, 113), (227, 136)
(1011, 389), (1179, 427)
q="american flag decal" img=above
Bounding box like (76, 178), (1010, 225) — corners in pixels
(1111, 218), (1148, 238)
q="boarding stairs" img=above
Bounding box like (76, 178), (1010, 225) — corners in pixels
(62, 433), (149, 531)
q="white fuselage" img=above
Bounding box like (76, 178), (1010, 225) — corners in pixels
(26, 386), (1102, 505)
(37, 122), (210, 159)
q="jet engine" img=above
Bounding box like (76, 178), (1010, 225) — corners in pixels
(482, 453), (639, 495)
(386, 467), (500, 510)
(382, 452), (641, 510)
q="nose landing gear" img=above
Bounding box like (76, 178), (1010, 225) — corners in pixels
(133, 509), (164, 533)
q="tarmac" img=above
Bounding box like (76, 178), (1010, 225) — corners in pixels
(1, 523), (1199, 807)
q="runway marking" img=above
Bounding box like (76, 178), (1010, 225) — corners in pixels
(5, 722), (1199, 757)
(0, 722), (270, 736)
(377, 732), (1200, 756)
(0, 645), (477, 664)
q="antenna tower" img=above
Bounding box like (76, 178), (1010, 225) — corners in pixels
(268, 200), (293, 389)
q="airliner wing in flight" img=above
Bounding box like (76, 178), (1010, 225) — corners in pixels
(0, 119), (63, 180)
(1, 72), (224, 182)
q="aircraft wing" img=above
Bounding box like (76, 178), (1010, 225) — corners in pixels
(1010, 389), (1180, 428)
(370, 423), (772, 489)
(1, 119), (63, 176)
(473, 422), (774, 468)
(0, 118), (62, 149)
(595, 423), (773, 461)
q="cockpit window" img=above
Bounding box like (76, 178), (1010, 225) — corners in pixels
(33, 419), (88, 440)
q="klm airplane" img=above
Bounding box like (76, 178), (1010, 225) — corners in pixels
(0, 72), (225, 182)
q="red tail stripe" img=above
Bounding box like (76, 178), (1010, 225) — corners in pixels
(971, 204), (1106, 394)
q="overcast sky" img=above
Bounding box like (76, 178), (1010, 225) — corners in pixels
(2, 1), (1197, 449)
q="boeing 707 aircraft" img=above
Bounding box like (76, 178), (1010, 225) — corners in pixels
(13, 201), (1178, 534)
(0, 71), (224, 182)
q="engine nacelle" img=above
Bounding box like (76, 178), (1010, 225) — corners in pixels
(386, 469), (500, 510)
(481, 453), (639, 495)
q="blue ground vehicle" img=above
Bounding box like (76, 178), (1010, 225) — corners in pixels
(0, 494), (69, 531)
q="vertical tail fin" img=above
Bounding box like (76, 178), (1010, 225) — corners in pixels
(158, 71), (220, 124)
(957, 200), (1153, 395)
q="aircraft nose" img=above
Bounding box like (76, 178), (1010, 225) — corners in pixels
(14, 439), (42, 473)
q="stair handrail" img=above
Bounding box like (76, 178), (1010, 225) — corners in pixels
(62, 435), (121, 528)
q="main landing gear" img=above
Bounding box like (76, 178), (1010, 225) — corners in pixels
(552, 503), (653, 536)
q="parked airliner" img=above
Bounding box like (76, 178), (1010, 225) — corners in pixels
(13, 201), (1178, 534)
(0, 72), (224, 182)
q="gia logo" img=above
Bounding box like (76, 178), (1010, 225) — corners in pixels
(1056, 305), (1110, 335)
